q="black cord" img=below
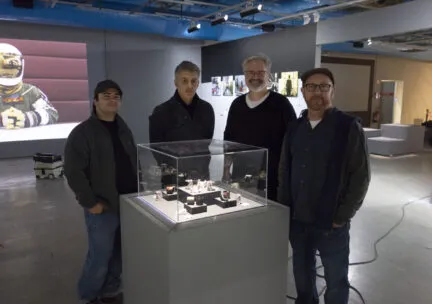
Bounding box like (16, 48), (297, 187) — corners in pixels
(286, 196), (427, 303)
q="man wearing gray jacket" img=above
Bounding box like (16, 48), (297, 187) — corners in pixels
(64, 80), (138, 304)
(278, 68), (370, 304)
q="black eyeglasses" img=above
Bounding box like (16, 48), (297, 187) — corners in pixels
(304, 83), (332, 92)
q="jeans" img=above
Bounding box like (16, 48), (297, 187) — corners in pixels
(78, 210), (122, 301)
(289, 220), (350, 304)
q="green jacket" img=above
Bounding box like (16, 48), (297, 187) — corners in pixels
(64, 112), (138, 212)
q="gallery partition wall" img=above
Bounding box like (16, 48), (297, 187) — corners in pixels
(321, 56), (375, 126)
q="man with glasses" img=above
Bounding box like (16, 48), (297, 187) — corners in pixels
(223, 54), (296, 202)
(65, 80), (138, 304)
(278, 68), (370, 304)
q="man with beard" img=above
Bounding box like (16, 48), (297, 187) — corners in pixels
(223, 54), (296, 202)
(278, 68), (370, 304)
(149, 61), (215, 182)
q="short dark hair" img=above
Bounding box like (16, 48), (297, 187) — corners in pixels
(93, 79), (123, 100)
(301, 68), (335, 85)
(175, 61), (200, 77)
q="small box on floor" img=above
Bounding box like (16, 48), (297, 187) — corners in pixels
(33, 153), (64, 179)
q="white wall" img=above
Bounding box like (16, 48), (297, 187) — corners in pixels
(198, 80), (307, 141)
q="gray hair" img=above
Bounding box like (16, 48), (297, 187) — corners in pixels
(175, 60), (201, 77)
(242, 54), (272, 73)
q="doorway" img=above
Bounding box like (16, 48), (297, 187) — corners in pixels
(376, 80), (404, 126)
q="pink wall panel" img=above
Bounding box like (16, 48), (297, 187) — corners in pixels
(23, 56), (88, 79)
(0, 38), (87, 58)
(51, 101), (90, 123)
(25, 79), (89, 102)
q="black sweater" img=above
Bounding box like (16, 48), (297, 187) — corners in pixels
(224, 91), (296, 201)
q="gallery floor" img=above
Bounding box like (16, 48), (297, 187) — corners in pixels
(1, 152), (432, 304)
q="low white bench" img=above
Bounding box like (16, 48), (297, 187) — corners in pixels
(363, 128), (381, 138)
(367, 124), (424, 156)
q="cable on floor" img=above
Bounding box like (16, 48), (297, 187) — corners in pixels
(286, 195), (430, 303)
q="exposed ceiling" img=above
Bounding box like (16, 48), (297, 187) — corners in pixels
(0, 0), (415, 41)
(323, 27), (432, 62)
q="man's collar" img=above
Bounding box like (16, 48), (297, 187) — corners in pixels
(174, 90), (200, 105)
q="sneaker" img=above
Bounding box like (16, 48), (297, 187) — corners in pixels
(99, 293), (123, 304)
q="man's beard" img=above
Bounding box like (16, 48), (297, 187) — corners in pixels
(248, 79), (267, 92)
(307, 96), (328, 111)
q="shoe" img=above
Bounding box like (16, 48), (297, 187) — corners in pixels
(99, 293), (123, 304)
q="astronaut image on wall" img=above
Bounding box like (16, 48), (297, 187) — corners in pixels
(0, 43), (58, 129)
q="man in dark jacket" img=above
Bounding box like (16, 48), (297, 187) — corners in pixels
(278, 68), (370, 304)
(224, 54), (296, 202)
(64, 80), (138, 304)
(149, 61), (215, 181)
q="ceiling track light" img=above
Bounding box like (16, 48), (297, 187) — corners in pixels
(187, 22), (201, 33)
(240, 3), (263, 18)
(211, 14), (228, 26)
(312, 12), (320, 23)
(261, 24), (275, 32)
(303, 14), (311, 25)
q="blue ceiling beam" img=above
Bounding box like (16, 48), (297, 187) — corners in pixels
(0, 2), (263, 41)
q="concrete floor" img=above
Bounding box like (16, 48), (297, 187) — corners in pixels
(1, 153), (432, 304)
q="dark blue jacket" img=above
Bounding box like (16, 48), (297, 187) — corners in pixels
(278, 108), (371, 229)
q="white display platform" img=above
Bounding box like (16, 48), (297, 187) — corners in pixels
(138, 184), (262, 223)
(120, 194), (290, 304)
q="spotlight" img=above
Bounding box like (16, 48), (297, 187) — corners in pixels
(312, 12), (320, 23)
(353, 41), (364, 48)
(240, 4), (263, 18)
(303, 14), (311, 25)
(187, 22), (201, 33)
(261, 24), (275, 32)
(211, 14), (228, 26)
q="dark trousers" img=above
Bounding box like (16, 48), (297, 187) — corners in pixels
(78, 211), (122, 301)
(289, 220), (350, 304)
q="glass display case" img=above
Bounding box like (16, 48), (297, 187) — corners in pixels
(136, 139), (268, 223)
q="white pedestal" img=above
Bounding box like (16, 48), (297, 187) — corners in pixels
(120, 195), (290, 304)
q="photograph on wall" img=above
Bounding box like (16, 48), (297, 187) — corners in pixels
(269, 73), (279, 92)
(279, 71), (299, 97)
(211, 77), (222, 96)
(234, 75), (248, 96)
(0, 38), (89, 143)
(222, 76), (234, 96)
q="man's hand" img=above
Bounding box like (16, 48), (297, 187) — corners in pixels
(332, 222), (345, 228)
(1, 107), (26, 129)
(88, 203), (104, 214)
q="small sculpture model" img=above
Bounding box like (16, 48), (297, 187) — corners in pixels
(244, 174), (253, 183)
(155, 190), (162, 201)
(221, 190), (230, 201)
(206, 180), (214, 191)
(166, 185), (175, 195)
(186, 179), (193, 190)
(186, 196), (195, 205)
